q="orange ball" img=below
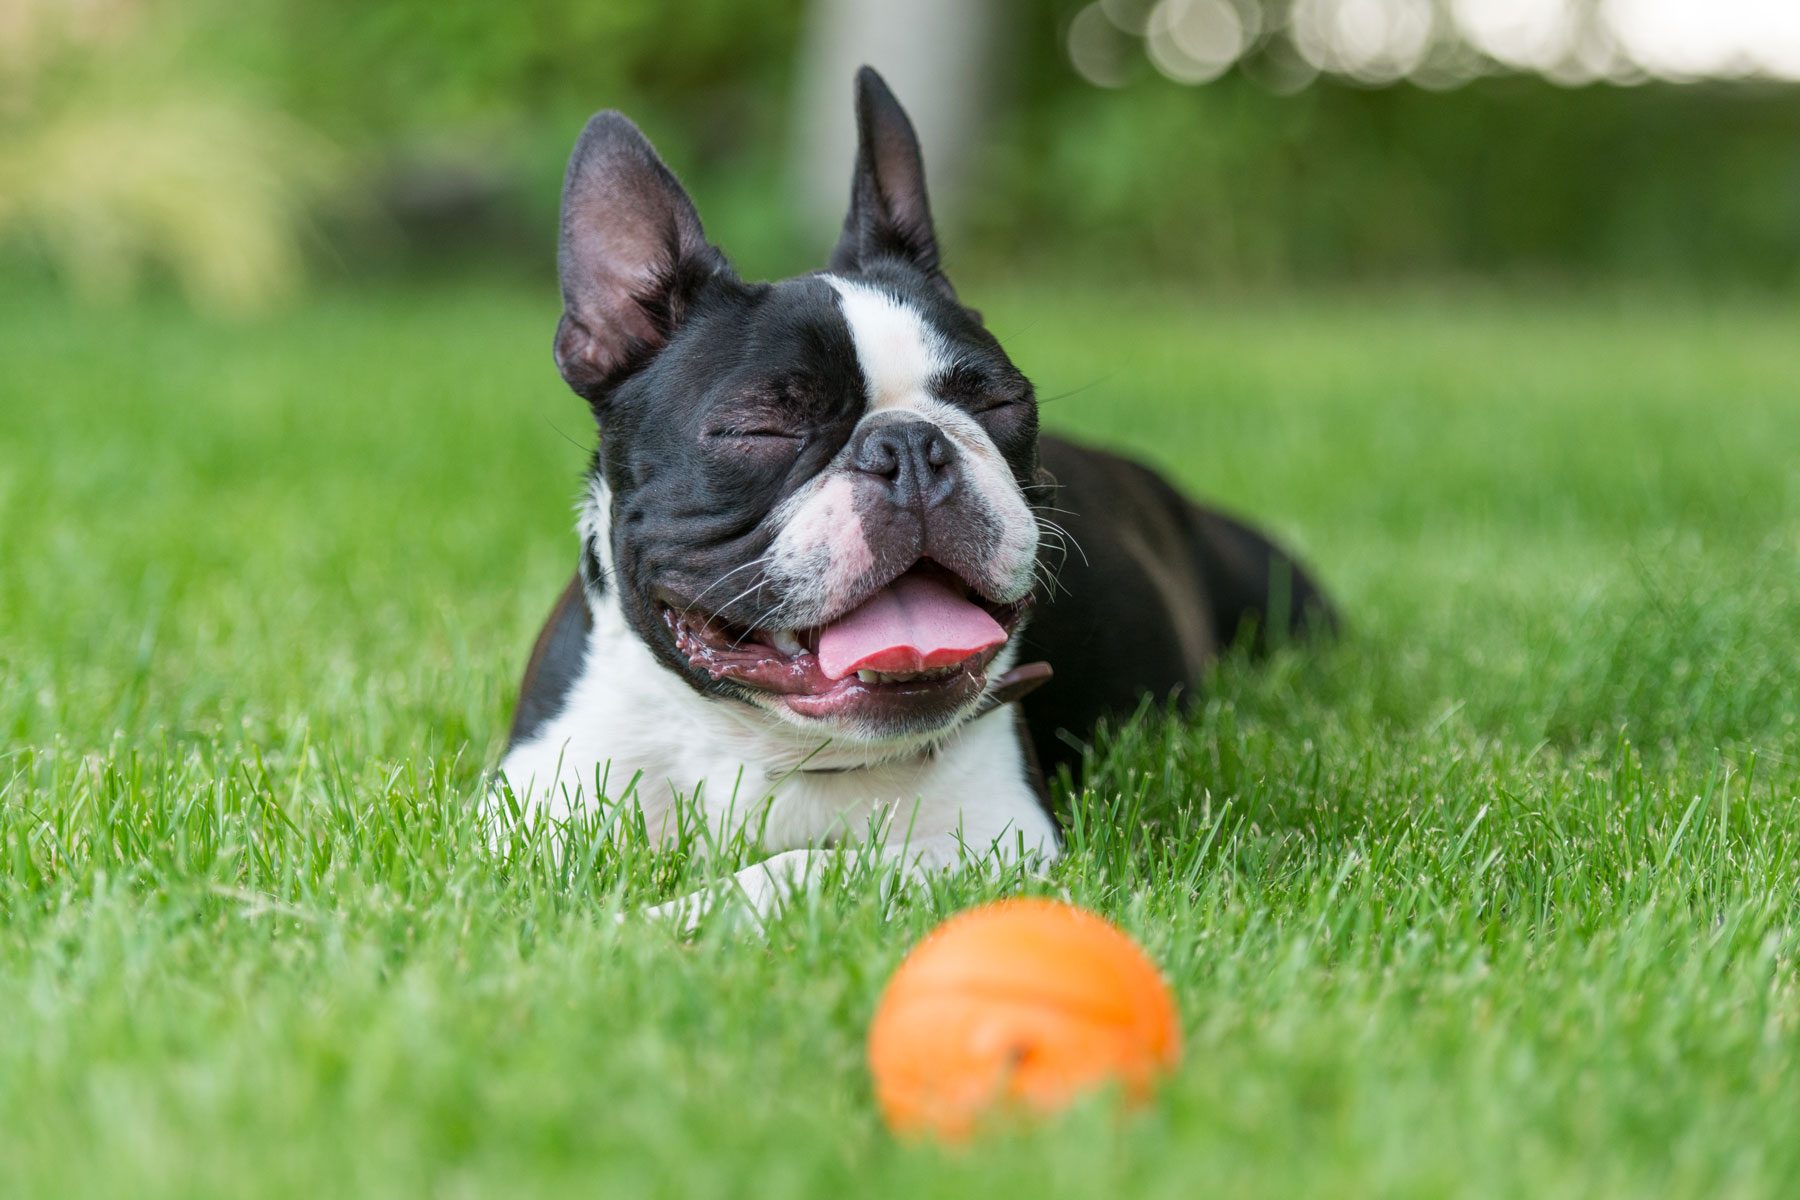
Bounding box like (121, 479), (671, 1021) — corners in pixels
(867, 898), (1181, 1139)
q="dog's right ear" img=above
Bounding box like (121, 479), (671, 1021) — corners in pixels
(554, 112), (729, 401)
(828, 67), (952, 296)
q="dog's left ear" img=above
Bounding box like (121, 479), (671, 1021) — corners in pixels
(828, 67), (953, 297)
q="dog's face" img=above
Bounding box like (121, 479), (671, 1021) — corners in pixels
(553, 70), (1043, 744)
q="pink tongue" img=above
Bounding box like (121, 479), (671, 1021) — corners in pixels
(816, 573), (1007, 681)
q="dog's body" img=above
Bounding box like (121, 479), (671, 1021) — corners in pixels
(496, 70), (1331, 924)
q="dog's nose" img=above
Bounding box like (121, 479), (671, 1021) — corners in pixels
(851, 418), (960, 509)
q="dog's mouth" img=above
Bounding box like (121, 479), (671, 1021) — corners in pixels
(662, 560), (1028, 725)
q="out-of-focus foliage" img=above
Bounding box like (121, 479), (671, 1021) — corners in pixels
(0, 0), (814, 302)
(218, 0), (807, 140)
(0, 0), (342, 312)
(4, 0), (1800, 305)
(974, 67), (1800, 286)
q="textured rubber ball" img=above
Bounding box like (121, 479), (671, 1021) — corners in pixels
(867, 898), (1181, 1139)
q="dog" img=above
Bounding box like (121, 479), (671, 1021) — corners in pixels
(495, 68), (1333, 925)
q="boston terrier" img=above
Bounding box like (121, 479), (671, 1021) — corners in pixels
(496, 68), (1333, 925)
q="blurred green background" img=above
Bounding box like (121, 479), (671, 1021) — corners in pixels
(7, 0), (1800, 309)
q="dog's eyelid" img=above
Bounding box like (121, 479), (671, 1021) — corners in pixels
(707, 425), (804, 441)
(936, 360), (1030, 409)
(935, 360), (985, 394)
(974, 385), (1030, 415)
(704, 389), (811, 441)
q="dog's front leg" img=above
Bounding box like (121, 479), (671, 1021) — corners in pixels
(640, 818), (1055, 935)
(638, 847), (839, 933)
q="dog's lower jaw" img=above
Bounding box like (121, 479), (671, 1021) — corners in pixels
(491, 585), (1057, 927)
(724, 634), (1027, 760)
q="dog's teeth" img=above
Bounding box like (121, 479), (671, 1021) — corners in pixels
(769, 628), (804, 656)
(850, 665), (964, 685)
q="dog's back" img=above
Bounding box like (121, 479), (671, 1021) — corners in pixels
(1015, 435), (1335, 778)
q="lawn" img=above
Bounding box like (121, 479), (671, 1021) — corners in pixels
(2, 277), (1798, 1198)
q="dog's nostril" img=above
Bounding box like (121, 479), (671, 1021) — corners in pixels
(861, 438), (902, 478)
(925, 434), (951, 470)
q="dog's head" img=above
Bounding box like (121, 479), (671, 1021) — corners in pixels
(555, 68), (1046, 745)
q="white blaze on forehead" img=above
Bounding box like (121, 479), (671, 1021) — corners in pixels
(824, 277), (949, 408)
(750, 275), (1041, 620)
(821, 275), (1015, 479)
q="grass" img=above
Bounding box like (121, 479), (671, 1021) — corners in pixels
(2, 275), (1798, 1198)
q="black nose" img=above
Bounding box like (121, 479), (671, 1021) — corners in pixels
(851, 418), (960, 509)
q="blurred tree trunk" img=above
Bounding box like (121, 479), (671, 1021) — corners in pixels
(791, 0), (1002, 247)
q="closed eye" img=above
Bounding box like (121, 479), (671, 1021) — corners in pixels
(704, 384), (811, 445)
(703, 418), (805, 442)
(705, 427), (806, 467)
(729, 428), (804, 441)
(935, 361), (1032, 416)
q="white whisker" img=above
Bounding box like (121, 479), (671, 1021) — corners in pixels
(678, 554), (774, 621)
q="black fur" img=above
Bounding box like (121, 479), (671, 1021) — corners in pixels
(1016, 438), (1334, 777)
(507, 573), (592, 746)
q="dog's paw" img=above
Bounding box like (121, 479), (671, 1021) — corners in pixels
(630, 850), (833, 936)
(641, 890), (710, 935)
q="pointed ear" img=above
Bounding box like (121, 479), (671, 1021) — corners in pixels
(828, 67), (951, 295)
(554, 111), (729, 400)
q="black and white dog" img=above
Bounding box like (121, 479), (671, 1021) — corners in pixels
(497, 69), (1332, 923)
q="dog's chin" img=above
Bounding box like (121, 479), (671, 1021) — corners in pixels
(658, 563), (1029, 741)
